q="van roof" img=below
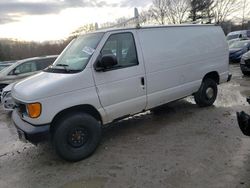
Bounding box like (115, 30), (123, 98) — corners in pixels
(86, 24), (217, 34)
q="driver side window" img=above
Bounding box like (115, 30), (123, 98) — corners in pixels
(101, 32), (138, 69)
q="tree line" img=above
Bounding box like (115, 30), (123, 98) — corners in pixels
(0, 38), (72, 61)
(143, 0), (249, 25)
(0, 0), (249, 61)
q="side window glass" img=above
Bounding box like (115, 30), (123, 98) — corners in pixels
(36, 58), (56, 71)
(102, 40), (117, 56)
(15, 61), (37, 74)
(101, 33), (138, 69)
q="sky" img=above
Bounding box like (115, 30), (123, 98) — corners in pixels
(0, 0), (151, 41)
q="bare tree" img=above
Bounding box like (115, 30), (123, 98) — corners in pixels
(70, 23), (96, 37)
(241, 0), (250, 29)
(150, 0), (190, 25)
(0, 39), (67, 61)
(189, 0), (203, 21)
(189, 0), (215, 22)
(139, 10), (152, 24)
(213, 0), (241, 24)
(203, 0), (216, 23)
(242, 0), (247, 29)
(165, 0), (190, 24)
(150, 0), (169, 25)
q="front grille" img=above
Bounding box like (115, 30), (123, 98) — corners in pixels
(2, 91), (8, 98)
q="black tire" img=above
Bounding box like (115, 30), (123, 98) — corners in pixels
(242, 71), (250, 76)
(53, 113), (102, 162)
(194, 78), (217, 107)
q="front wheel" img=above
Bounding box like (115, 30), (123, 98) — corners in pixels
(53, 113), (102, 162)
(242, 71), (250, 76)
(194, 78), (218, 107)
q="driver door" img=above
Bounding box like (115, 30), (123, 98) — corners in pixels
(93, 32), (147, 122)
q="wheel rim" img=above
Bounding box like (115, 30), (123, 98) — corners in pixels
(68, 127), (89, 148)
(206, 87), (214, 99)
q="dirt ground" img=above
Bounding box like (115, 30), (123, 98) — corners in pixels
(1, 64), (250, 188)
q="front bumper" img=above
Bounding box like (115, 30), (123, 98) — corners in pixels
(12, 110), (50, 143)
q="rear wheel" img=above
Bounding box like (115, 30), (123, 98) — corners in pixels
(53, 113), (102, 162)
(194, 78), (217, 107)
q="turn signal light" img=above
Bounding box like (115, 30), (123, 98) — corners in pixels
(27, 103), (41, 118)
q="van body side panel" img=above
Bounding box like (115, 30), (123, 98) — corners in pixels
(137, 26), (228, 109)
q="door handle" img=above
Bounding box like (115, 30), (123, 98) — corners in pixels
(141, 77), (145, 87)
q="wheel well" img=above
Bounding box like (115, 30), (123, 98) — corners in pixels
(203, 71), (220, 84)
(50, 104), (102, 133)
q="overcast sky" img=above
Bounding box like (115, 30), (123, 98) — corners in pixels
(0, 0), (151, 41)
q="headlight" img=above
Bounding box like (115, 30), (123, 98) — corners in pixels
(5, 92), (11, 98)
(2, 91), (7, 98)
(2, 91), (10, 98)
(26, 103), (41, 118)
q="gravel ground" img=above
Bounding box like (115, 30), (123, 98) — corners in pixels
(1, 64), (250, 188)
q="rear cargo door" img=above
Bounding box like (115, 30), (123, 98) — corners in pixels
(93, 31), (146, 122)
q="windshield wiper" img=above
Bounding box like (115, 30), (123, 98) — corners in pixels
(55, 64), (70, 72)
(45, 64), (82, 74)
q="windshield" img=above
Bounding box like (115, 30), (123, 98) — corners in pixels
(0, 64), (10, 71)
(229, 40), (250, 49)
(46, 32), (104, 73)
(227, 34), (239, 41)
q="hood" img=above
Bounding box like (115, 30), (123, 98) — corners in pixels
(229, 48), (242, 54)
(242, 51), (250, 60)
(12, 70), (93, 102)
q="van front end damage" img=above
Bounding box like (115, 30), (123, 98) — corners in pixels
(237, 97), (250, 136)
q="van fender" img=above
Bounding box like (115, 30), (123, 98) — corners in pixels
(50, 104), (103, 134)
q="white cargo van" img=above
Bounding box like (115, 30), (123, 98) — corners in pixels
(12, 25), (231, 161)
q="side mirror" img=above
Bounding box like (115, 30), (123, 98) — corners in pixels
(13, 69), (20, 75)
(96, 54), (118, 71)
